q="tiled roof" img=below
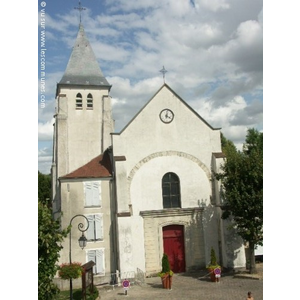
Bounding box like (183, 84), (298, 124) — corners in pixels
(61, 151), (112, 179)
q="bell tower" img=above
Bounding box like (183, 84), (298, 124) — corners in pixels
(51, 23), (114, 214)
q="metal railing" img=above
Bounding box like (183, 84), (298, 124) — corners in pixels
(94, 268), (145, 289)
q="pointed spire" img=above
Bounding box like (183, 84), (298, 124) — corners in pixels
(59, 24), (110, 87)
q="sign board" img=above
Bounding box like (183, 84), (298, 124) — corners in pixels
(122, 279), (130, 289)
(81, 261), (96, 300)
(214, 268), (221, 275)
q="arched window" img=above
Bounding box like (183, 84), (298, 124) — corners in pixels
(162, 172), (181, 208)
(76, 93), (82, 109)
(87, 93), (93, 109)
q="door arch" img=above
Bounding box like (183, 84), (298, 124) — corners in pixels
(163, 225), (186, 273)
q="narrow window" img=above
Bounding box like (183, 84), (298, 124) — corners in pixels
(162, 172), (181, 208)
(87, 93), (93, 109)
(86, 214), (103, 241)
(76, 93), (82, 109)
(87, 249), (105, 275)
(84, 181), (101, 207)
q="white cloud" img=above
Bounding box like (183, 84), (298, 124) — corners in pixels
(235, 20), (262, 46)
(195, 95), (261, 146)
(38, 147), (53, 174)
(38, 119), (54, 141)
(198, 0), (230, 12)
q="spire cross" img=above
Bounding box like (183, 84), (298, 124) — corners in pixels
(160, 66), (168, 83)
(74, 1), (86, 24)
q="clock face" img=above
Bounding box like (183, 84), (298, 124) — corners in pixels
(160, 109), (174, 123)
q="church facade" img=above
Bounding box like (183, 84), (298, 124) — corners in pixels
(51, 24), (246, 288)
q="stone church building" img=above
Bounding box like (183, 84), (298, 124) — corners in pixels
(51, 23), (246, 287)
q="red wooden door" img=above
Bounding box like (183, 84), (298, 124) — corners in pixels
(163, 225), (186, 273)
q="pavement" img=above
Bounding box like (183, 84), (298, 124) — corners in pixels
(97, 264), (263, 300)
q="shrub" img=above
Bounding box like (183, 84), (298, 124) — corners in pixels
(73, 285), (99, 300)
(158, 253), (174, 277)
(207, 247), (220, 269)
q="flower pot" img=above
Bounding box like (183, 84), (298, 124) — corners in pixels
(208, 267), (221, 282)
(169, 275), (173, 289)
(161, 273), (172, 289)
(208, 268), (217, 282)
(161, 274), (168, 289)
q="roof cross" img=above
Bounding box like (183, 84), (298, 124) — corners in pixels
(160, 66), (168, 83)
(74, 1), (86, 24)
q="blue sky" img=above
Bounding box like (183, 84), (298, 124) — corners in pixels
(38, 0), (263, 174)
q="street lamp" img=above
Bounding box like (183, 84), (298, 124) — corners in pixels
(78, 233), (87, 249)
(69, 214), (89, 300)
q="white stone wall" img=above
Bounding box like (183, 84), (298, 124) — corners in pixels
(113, 86), (221, 172)
(113, 85), (223, 274)
(117, 216), (146, 278)
(57, 178), (114, 280)
(55, 86), (113, 178)
(130, 155), (211, 213)
(221, 218), (246, 268)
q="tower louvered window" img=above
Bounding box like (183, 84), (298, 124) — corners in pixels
(76, 93), (82, 109)
(87, 93), (93, 109)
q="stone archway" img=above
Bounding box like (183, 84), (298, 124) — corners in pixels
(127, 151), (211, 202)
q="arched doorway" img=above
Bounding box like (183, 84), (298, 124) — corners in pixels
(163, 225), (186, 273)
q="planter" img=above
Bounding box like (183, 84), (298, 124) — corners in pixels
(169, 275), (173, 289)
(161, 274), (169, 289)
(207, 247), (221, 282)
(208, 267), (221, 282)
(208, 268), (216, 282)
(159, 254), (173, 289)
(161, 273), (172, 289)
(58, 262), (83, 280)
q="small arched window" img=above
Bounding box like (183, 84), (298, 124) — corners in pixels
(87, 93), (93, 109)
(76, 93), (82, 109)
(162, 172), (181, 208)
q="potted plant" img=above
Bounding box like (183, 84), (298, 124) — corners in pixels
(158, 253), (174, 289)
(58, 262), (83, 280)
(207, 247), (221, 282)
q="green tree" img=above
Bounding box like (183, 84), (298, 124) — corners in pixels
(220, 132), (237, 156)
(215, 129), (263, 274)
(38, 201), (69, 299)
(38, 171), (51, 205)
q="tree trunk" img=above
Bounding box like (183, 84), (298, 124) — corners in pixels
(249, 241), (257, 274)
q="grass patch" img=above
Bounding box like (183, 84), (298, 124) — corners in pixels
(55, 289), (82, 300)
(55, 286), (99, 299)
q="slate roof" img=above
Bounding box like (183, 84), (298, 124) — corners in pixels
(59, 24), (110, 87)
(61, 150), (112, 179)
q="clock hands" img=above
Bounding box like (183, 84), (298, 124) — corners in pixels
(165, 110), (171, 119)
(160, 109), (174, 123)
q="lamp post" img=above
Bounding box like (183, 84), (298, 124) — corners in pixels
(69, 214), (89, 300)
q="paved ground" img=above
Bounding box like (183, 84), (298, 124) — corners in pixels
(97, 265), (263, 300)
